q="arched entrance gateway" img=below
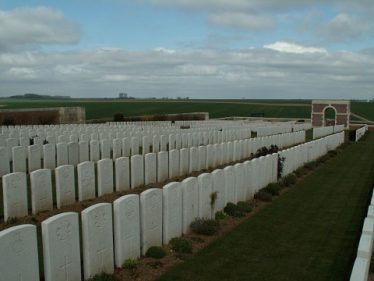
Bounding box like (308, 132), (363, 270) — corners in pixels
(311, 100), (350, 129)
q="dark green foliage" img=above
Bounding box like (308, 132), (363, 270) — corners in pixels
(236, 201), (254, 213)
(113, 112), (124, 122)
(122, 258), (139, 271)
(170, 238), (192, 254)
(87, 273), (117, 281)
(146, 246), (166, 259)
(215, 211), (227, 220)
(304, 161), (317, 170)
(277, 156), (286, 179)
(190, 218), (220, 235)
(254, 190), (273, 202)
(294, 167), (308, 177)
(254, 145), (279, 158)
(224, 203), (246, 218)
(264, 183), (282, 196)
(281, 174), (297, 187)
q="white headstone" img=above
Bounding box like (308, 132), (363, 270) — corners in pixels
(97, 159), (114, 196)
(198, 173), (213, 219)
(145, 153), (157, 185)
(113, 194), (140, 267)
(152, 135), (160, 153)
(122, 138), (131, 157)
(55, 165), (76, 208)
(30, 169), (53, 215)
(42, 212), (81, 281)
(115, 157), (130, 191)
(67, 142), (79, 166)
(162, 182), (182, 244)
(189, 147), (199, 173)
(28, 145), (41, 172)
(181, 177), (199, 234)
(131, 155), (144, 188)
(179, 148), (189, 176)
(56, 142), (68, 166)
(89, 140), (100, 162)
(79, 141), (89, 163)
(3, 172), (28, 221)
(112, 138), (122, 159)
(43, 143), (56, 170)
(131, 137), (140, 155)
(12, 146), (26, 173)
(169, 149), (180, 179)
(224, 165), (236, 204)
(140, 188), (162, 254)
(82, 203), (114, 279)
(77, 161), (96, 201)
(198, 146), (207, 171)
(157, 151), (169, 183)
(0, 225), (40, 281)
(234, 163), (245, 202)
(0, 146), (10, 176)
(212, 169), (226, 213)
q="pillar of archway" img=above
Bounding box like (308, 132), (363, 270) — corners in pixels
(311, 100), (350, 129)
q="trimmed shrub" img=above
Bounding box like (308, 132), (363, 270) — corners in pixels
(170, 237), (192, 254)
(281, 174), (297, 187)
(264, 183), (282, 196)
(122, 258), (138, 271)
(237, 201), (254, 213)
(224, 202), (245, 218)
(254, 190), (273, 202)
(87, 273), (117, 281)
(190, 218), (220, 236)
(146, 246), (166, 259)
(215, 211), (227, 220)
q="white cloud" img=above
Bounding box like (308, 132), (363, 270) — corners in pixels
(0, 6), (80, 51)
(0, 47), (373, 99)
(208, 12), (273, 30)
(264, 41), (328, 54)
(154, 47), (176, 54)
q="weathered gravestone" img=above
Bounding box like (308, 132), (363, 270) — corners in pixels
(157, 151), (169, 183)
(198, 173), (213, 219)
(181, 177), (199, 234)
(42, 212), (81, 281)
(82, 203), (114, 279)
(77, 161), (96, 201)
(55, 165), (76, 208)
(0, 224), (40, 281)
(97, 159), (114, 196)
(115, 157), (130, 191)
(163, 182), (182, 244)
(140, 188), (162, 255)
(3, 172), (28, 221)
(113, 194), (141, 267)
(30, 169), (53, 215)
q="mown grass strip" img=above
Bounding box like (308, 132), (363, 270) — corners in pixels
(158, 133), (374, 281)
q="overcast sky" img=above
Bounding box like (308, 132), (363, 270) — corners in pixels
(0, 0), (373, 99)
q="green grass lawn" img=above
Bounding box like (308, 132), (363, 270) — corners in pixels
(158, 133), (374, 281)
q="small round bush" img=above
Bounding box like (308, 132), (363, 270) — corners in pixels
(170, 237), (192, 254)
(190, 218), (220, 235)
(215, 210), (227, 220)
(88, 273), (117, 281)
(264, 183), (281, 196)
(146, 246), (166, 259)
(281, 174), (297, 187)
(254, 191), (273, 202)
(224, 202), (245, 217)
(237, 201), (253, 213)
(122, 258), (138, 271)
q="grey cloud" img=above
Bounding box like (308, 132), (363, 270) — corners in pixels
(1, 46), (373, 99)
(0, 6), (80, 51)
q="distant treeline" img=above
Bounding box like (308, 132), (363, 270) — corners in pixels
(8, 93), (71, 99)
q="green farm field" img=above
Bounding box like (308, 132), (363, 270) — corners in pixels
(0, 99), (373, 121)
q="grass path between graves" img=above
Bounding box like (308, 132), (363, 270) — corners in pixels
(158, 133), (374, 281)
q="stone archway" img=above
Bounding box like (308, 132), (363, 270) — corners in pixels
(323, 106), (337, 126)
(311, 100), (350, 129)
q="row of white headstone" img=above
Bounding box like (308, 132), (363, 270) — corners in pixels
(355, 125), (368, 142)
(2, 131), (306, 221)
(312, 125), (344, 139)
(279, 132), (345, 176)
(0, 130), (341, 281)
(350, 188), (374, 281)
(0, 128), (305, 178)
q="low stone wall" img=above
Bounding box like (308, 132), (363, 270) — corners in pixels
(0, 107), (85, 125)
